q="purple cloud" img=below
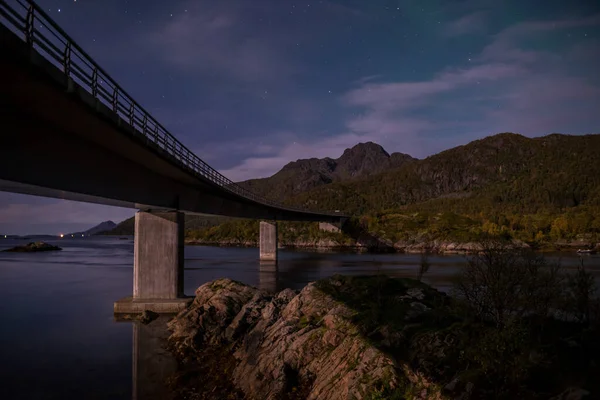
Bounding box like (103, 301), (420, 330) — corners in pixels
(218, 14), (600, 180)
(147, 2), (298, 83)
(479, 14), (600, 64)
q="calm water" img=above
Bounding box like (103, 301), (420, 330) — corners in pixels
(0, 237), (598, 399)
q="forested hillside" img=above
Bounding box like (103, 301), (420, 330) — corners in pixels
(107, 133), (600, 249)
(238, 141), (415, 201)
(281, 133), (600, 213)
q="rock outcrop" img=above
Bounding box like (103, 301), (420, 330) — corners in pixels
(185, 237), (530, 254)
(166, 273), (600, 399)
(3, 241), (62, 252)
(393, 238), (530, 254)
(167, 276), (455, 400)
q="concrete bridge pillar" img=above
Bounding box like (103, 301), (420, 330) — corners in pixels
(259, 221), (278, 261)
(114, 210), (192, 314)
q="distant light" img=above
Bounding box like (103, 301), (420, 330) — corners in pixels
(82, 234), (84, 237)
(71, 235), (74, 237)
(60, 234), (64, 238)
(3, 235), (6, 238)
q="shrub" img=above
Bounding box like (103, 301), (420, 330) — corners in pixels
(562, 259), (597, 326)
(453, 238), (563, 327)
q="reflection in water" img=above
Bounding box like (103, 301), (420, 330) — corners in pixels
(259, 261), (279, 292)
(132, 316), (176, 400)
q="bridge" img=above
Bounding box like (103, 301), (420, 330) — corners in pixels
(0, 0), (346, 313)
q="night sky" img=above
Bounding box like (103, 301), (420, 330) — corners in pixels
(1, 0), (599, 235)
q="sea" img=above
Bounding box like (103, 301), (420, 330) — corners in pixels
(0, 236), (598, 399)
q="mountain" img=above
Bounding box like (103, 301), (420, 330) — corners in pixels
(87, 221), (117, 235)
(108, 132), (600, 246)
(68, 220), (117, 237)
(280, 133), (600, 215)
(106, 142), (416, 235)
(238, 142), (416, 201)
(101, 215), (229, 236)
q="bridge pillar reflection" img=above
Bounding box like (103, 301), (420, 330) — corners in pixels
(132, 316), (177, 400)
(114, 210), (192, 314)
(259, 261), (279, 292)
(259, 221), (278, 261)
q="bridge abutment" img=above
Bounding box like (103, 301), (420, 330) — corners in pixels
(319, 222), (341, 233)
(259, 221), (278, 261)
(114, 210), (192, 314)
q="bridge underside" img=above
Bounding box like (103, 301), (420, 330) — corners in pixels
(0, 19), (346, 314)
(0, 102), (336, 222)
(0, 23), (343, 223)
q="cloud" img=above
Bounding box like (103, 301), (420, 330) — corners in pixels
(144, 0), (372, 86)
(340, 14), (600, 153)
(218, 14), (600, 182)
(479, 14), (600, 64)
(343, 63), (524, 111)
(147, 1), (298, 83)
(219, 133), (365, 181)
(444, 11), (488, 36)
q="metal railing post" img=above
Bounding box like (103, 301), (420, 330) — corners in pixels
(91, 68), (98, 97)
(142, 114), (148, 137)
(25, 5), (34, 46)
(111, 87), (118, 113)
(129, 102), (134, 126)
(63, 41), (72, 76)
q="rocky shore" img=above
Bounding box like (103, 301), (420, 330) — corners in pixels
(185, 237), (598, 254)
(2, 241), (62, 252)
(165, 274), (599, 399)
(167, 276), (447, 400)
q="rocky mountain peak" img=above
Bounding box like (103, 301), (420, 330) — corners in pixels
(339, 142), (390, 159)
(335, 142), (392, 179)
(237, 141), (416, 201)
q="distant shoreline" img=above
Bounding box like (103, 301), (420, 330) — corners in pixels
(184, 239), (599, 255)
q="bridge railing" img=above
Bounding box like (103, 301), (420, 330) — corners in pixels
(0, 0), (341, 217)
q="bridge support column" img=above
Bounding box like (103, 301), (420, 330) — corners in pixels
(114, 210), (192, 314)
(259, 221), (278, 261)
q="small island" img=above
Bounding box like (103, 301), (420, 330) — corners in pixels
(3, 241), (62, 252)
